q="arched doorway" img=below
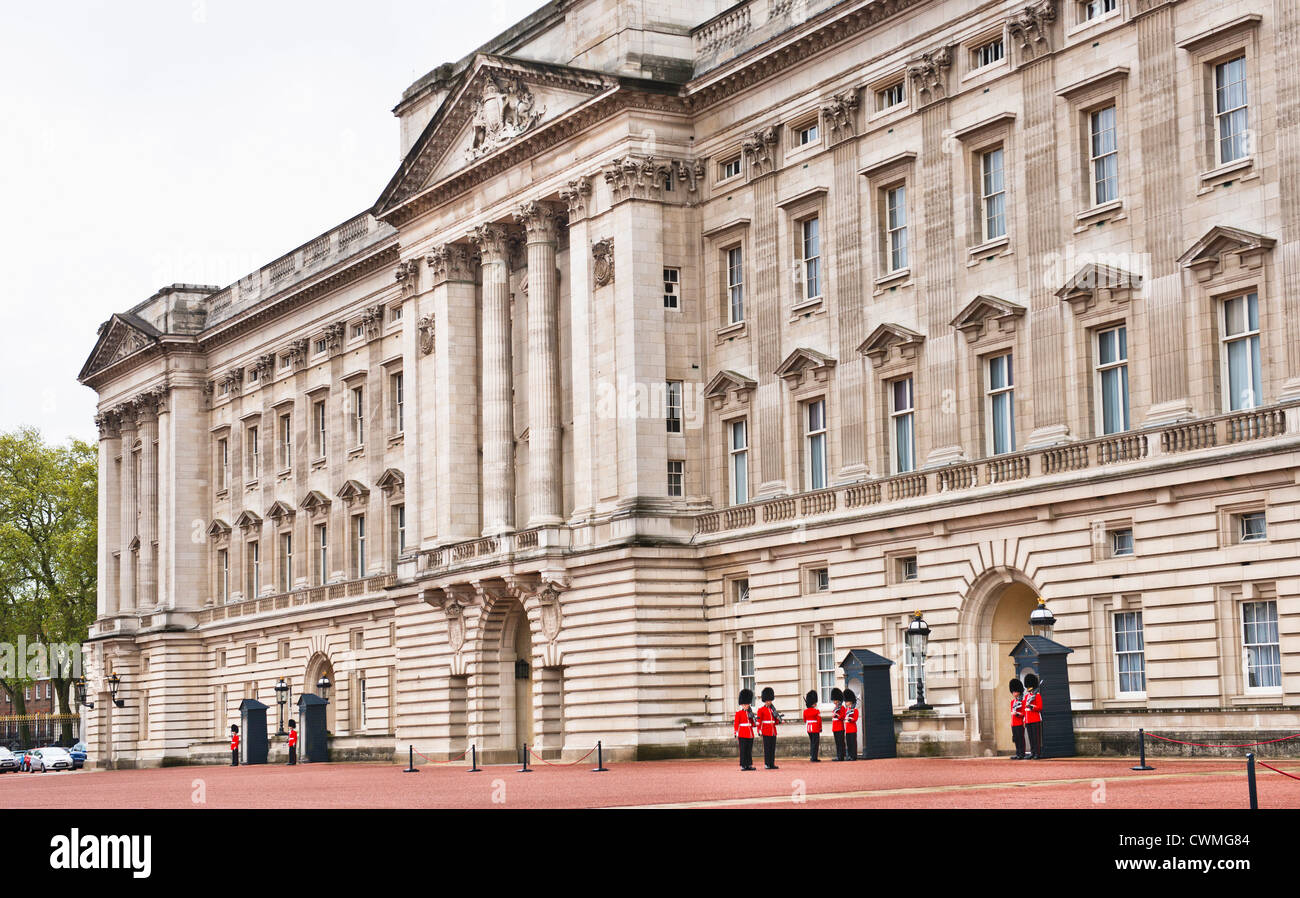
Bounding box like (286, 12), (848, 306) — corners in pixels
(503, 603), (534, 751)
(989, 582), (1039, 750)
(304, 652), (336, 734)
(958, 568), (1041, 753)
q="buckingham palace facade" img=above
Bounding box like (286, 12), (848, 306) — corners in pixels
(79, 0), (1300, 765)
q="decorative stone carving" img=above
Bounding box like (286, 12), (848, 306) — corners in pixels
(742, 126), (779, 176)
(94, 410), (120, 439)
(592, 238), (615, 287)
(858, 322), (927, 368)
(218, 368), (243, 397)
(445, 600), (466, 653)
(514, 200), (565, 242)
(535, 579), (564, 643)
(362, 303), (384, 339)
(425, 244), (479, 285)
(287, 338), (309, 369)
(469, 222), (514, 262)
(907, 45), (953, 105)
(1007, 0), (1057, 62)
(394, 259), (421, 298)
(673, 158), (707, 200)
(253, 353), (276, 380)
(417, 314), (435, 355)
(323, 321), (346, 354)
(603, 155), (674, 203)
(821, 89), (860, 143)
(559, 177), (592, 221)
(466, 72), (545, 161)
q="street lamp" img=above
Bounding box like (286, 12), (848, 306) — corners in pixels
(1029, 597), (1057, 639)
(905, 610), (932, 711)
(274, 678), (289, 736)
(316, 675), (331, 703)
(74, 677), (94, 710)
(106, 671), (125, 708)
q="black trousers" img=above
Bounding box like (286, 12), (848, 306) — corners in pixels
(288, 744), (297, 765)
(1026, 721), (1043, 758)
(833, 730), (846, 761)
(762, 734), (777, 768)
(231, 749), (239, 767)
(1011, 724), (1026, 757)
(808, 732), (820, 761)
(846, 732), (858, 760)
(738, 737), (754, 769)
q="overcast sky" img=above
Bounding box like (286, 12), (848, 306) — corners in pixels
(0, 0), (542, 445)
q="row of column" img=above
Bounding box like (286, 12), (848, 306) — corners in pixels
(96, 389), (164, 617)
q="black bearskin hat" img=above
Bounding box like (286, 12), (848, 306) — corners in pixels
(830, 687), (844, 702)
(1023, 673), (1039, 689)
(842, 688), (857, 704)
(231, 724), (239, 733)
(738, 688), (754, 705)
(760, 686), (775, 703)
(805, 690), (818, 707)
(288, 719), (296, 728)
(1009, 678), (1024, 693)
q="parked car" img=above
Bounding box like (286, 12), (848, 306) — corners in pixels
(13, 749), (32, 772)
(68, 742), (87, 769)
(28, 747), (74, 773)
(0, 747), (17, 773)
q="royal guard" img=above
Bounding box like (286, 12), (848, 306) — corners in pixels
(734, 689), (757, 771)
(843, 688), (859, 761)
(757, 687), (781, 770)
(287, 719), (298, 766)
(230, 724), (240, 767)
(1008, 678), (1026, 760)
(1022, 673), (1044, 759)
(803, 690), (822, 762)
(830, 687), (846, 761)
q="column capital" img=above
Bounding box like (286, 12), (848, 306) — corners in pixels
(94, 410), (121, 440)
(469, 222), (517, 262)
(424, 243), (480, 286)
(513, 200), (565, 244)
(558, 177), (592, 222)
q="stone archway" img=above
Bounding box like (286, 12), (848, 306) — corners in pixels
(957, 567), (1042, 753)
(303, 652), (336, 734)
(473, 594), (534, 755)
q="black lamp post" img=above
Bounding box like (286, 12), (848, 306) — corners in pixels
(905, 610), (932, 710)
(316, 675), (331, 703)
(75, 677), (93, 710)
(274, 678), (289, 736)
(1029, 597), (1057, 639)
(106, 671), (125, 708)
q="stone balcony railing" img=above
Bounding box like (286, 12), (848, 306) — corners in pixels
(693, 0), (849, 74)
(192, 573), (396, 625)
(695, 405), (1296, 536)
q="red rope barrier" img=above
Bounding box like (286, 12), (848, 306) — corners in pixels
(525, 744), (599, 767)
(409, 746), (470, 765)
(1145, 731), (1300, 749)
(1258, 761), (1300, 782)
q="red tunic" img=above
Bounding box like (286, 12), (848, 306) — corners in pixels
(844, 706), (859, 734)
(831, 704), (846, 732)
(288, 729), (298, 748)
(230, 733), (240, 751)
(803, 707), (822, 734)
(756, 704), (778, 737)
(734, 708), (755, 739)
(1022, 691), (1043, 724)
(1010, 694), (1025, 727)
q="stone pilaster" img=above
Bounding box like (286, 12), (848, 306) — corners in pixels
(561, 177), (596, 521)
(471, 222), (517, 535)
(828, 95), (868, 479)
(135, 397), (159, 609)
(515, 200), (565, 525)
(1271, 0), (1300, 400)
(117, 409), (138, 613)
(94, 411), (121, 617)
(751, 170), (785, 496)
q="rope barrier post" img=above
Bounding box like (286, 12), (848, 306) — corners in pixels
(1131, 728), (1154, 771)
(592, 740), (608, 772)
(1246, 752), (1258, 810)
(403, 744), (420, 773)
(468, 744), (479, 773)
(519, 743), (532, 773)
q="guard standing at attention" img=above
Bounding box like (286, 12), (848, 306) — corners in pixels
(287, 719), (298, 766)
(830, 687), (846, 761)
(1022, 673), (1044, 759)
(803, 690), (822, 762)
(1008, 679), (1026, 760)
(757, 686), (781, 770)
(843, 688), (860, 761)
(735, 688), (757, 771)
(230, 724), (240, 767)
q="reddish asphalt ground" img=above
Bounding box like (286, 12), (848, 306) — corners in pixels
(3, 755), (1298, 809)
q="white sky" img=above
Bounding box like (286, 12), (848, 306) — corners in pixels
(0, 0), (543, 445)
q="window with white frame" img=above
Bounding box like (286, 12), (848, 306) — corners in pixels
(391, 372), (404, 434)
(980, 147), (1007, 241)
(314, 337), (327, 355)
(667, 460), (684, 497)
(805, 398), (827, 491)
(899, 555), (918, 581)
(1096, 325), (1130, 434)
(217, 548), (229, 603)
(876, 81), (905, 112)
(278, 531), (293, 593)
(720, 156), (742, 181)
(1081, 0), (1116, 21)
(739, 643), (756, 696)
(314, 524), (328, 586)
(726, 246), (745, 323)
(1111, 528), (1134, 557)
(351, 386), (365, 446)
(1090, 105), (1118, 205)
(246, 425), (259, 478)
(313, 399), (326, 458)
(246, 540), (259, 598)
(986, 353), (1015, 455)
(890, 377), (915, 474)
(972, 37), (1004, 69)
(351, 322), (364, 340)
(216, 438), (229, 491)
(663, 267), (680, 309)
(1114, 611), (1146, 696)
(729, 419), (749, 505)
(352, 514), (366, 579)
(733, 577), (750, 603)
(1239, 511), (1267, 542)
(885, 185), (908, 272)
(1222, 292), (1261, 410)
(391, 503), (406, 565)
(817, 636), (836, 700)
(903, 632), (921, 703)
(794, 118), (819, 147)
(389, 305), (402, 322)
(278, 413), (292, 469)
(809, 567), (830, 593)
(1214, 55), (1249, 166)
(1242, 600), (1280, 690)
(799, 216), (821, 300)
(666, 381), (683, 433)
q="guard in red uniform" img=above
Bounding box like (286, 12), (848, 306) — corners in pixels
(843, 688), (859, 761)
(830, 687), (846, 761)
(803, 690), (822, 762)
(230, 724), (240, 767)
(287, 719), (298, 766)
(734, 688), (757, 771)
(757, 686), (781, 769)
(1022, 673), (1044, 759)
(1008, 678), (1026, 760)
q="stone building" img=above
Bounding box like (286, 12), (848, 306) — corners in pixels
(79, 0), (1299, 766)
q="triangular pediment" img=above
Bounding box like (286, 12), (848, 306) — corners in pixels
(233, 510), (262, 531)
(703, 369), (757, 401)
(774, 347), (837, 386)
(376, 468), (405, 493)
(336, 479), (370, 503)
(1178, 225), (1275, 281)
(375, 55), (618, 215)
(207, 519), (231, 538)
(858, 323), (925, 367)
(265, 500), (296, 521)
(951, 295), (1025, 342)
(78, 313), (161, 382)
(299, 490), (331, 513)
(1056, 263), (1143, 312)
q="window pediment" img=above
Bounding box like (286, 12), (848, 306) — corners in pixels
(1178, 225), (1275, 283)
(299, 490), (331, 514)
(704, 369), (757, 410)
(234, 510), (263, 532)
(950, 295), (1025, 342)
(265, 500), (296, 522)
(774, 347), (837, 388)
(377, 468), (406, 496)
(1056, 263), (1143, 313)
(207, 519), (231, 543)
(858, 322), (925, 368)
(336, 479), (370, 505)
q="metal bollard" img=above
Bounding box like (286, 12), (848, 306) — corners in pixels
(1131, 728), (1154, 771)
(593, 740), (608, 773)
(468, 744), (479, 773)
(519, 743), (532, 773)
(403, 745), (420, 774)
(1247, 752), (1258, 810)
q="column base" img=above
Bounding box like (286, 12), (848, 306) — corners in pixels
(1024, 423), (1072, 450)
(756, 480), (789, 499)
(1142, 398), (1195, 427)
(834, 463), (870, 484)
(923, 444), (968, 468)
(1277, 377), (1300, 404)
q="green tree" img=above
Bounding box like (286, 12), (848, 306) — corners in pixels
(0, 428), (97, 746)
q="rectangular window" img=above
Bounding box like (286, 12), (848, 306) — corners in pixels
(903, 635), (921, 703)
(278, 413), (292, 470)
(1090, 105), (1118, 205)
(217, 549), (229, 604)
(351, 386), (365, 446)
(351, 323), (365, 340)
(216, 438), (229, 491)
(729, 419), (749, 505)
(810, 567), (830, 593)
(890, 377), (915, 474)
(1083, 0), (1117, 20)
(1239, 511), (1267, 542)
(392, 373), (405, 434)
(663, 267), (680, 309)
(313, 400), (326, 458)
(1111, 528), (1134, 557)
(987, 353), (1015, 455)
(817, 636), (836, 700)
(246, 426), (259, 478)
(734, 578), (750, 603)
(721, 156), (742, 180)
(1242, 600), (1280, 690)
(314, 338), (327, 355)
(1096, 325), (1130, 434)
(800, 216), (821, 300)
(886, 185), (908, 271)
(280, 355), (291, 370)
(899, 556), (918, 581)
(246, 540), (259, 598)
(1222, 293), (1261, 410)
(1114, 611), (1146, 695)
(876, 81), (905, 112)
(389, 305), (402, 322)
(981, 148), (1007, 241)
(392, 503), (407, 565)
(805, 399), (827, 491)
(726, 246), (745, 323)
(665, 381), (683, 433)
(973, 38), (1005, 69)
(278, 531), (293, 593)
(1215, 55), (1249, 166)
(667, 460), (684, 497)
(352, 514), (366, 579)
(796, 121), (818, 146)
(314, 524), (328, 586)
(738, 643), (755, 696)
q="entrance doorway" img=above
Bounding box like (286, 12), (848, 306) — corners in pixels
(303, 653), (336, 734)
(989, 582), (1038, 751)
(504, 604), (534, 751)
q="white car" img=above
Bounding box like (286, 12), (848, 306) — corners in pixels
(28, 747), (74, 772)
(0, 747), (16, 773)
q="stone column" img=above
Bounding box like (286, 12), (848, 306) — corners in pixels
(94, 411), (122, 617)
(560, 178), (595, 521)
(136, 396), (159, 609)
(515, 201), (565, 526)
(117, 406), (139, 614)
(471, 223), (517, 536)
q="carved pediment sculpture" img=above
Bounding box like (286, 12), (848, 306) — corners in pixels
(466, 72), (545, 162)
(79, 314), (161, 382)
